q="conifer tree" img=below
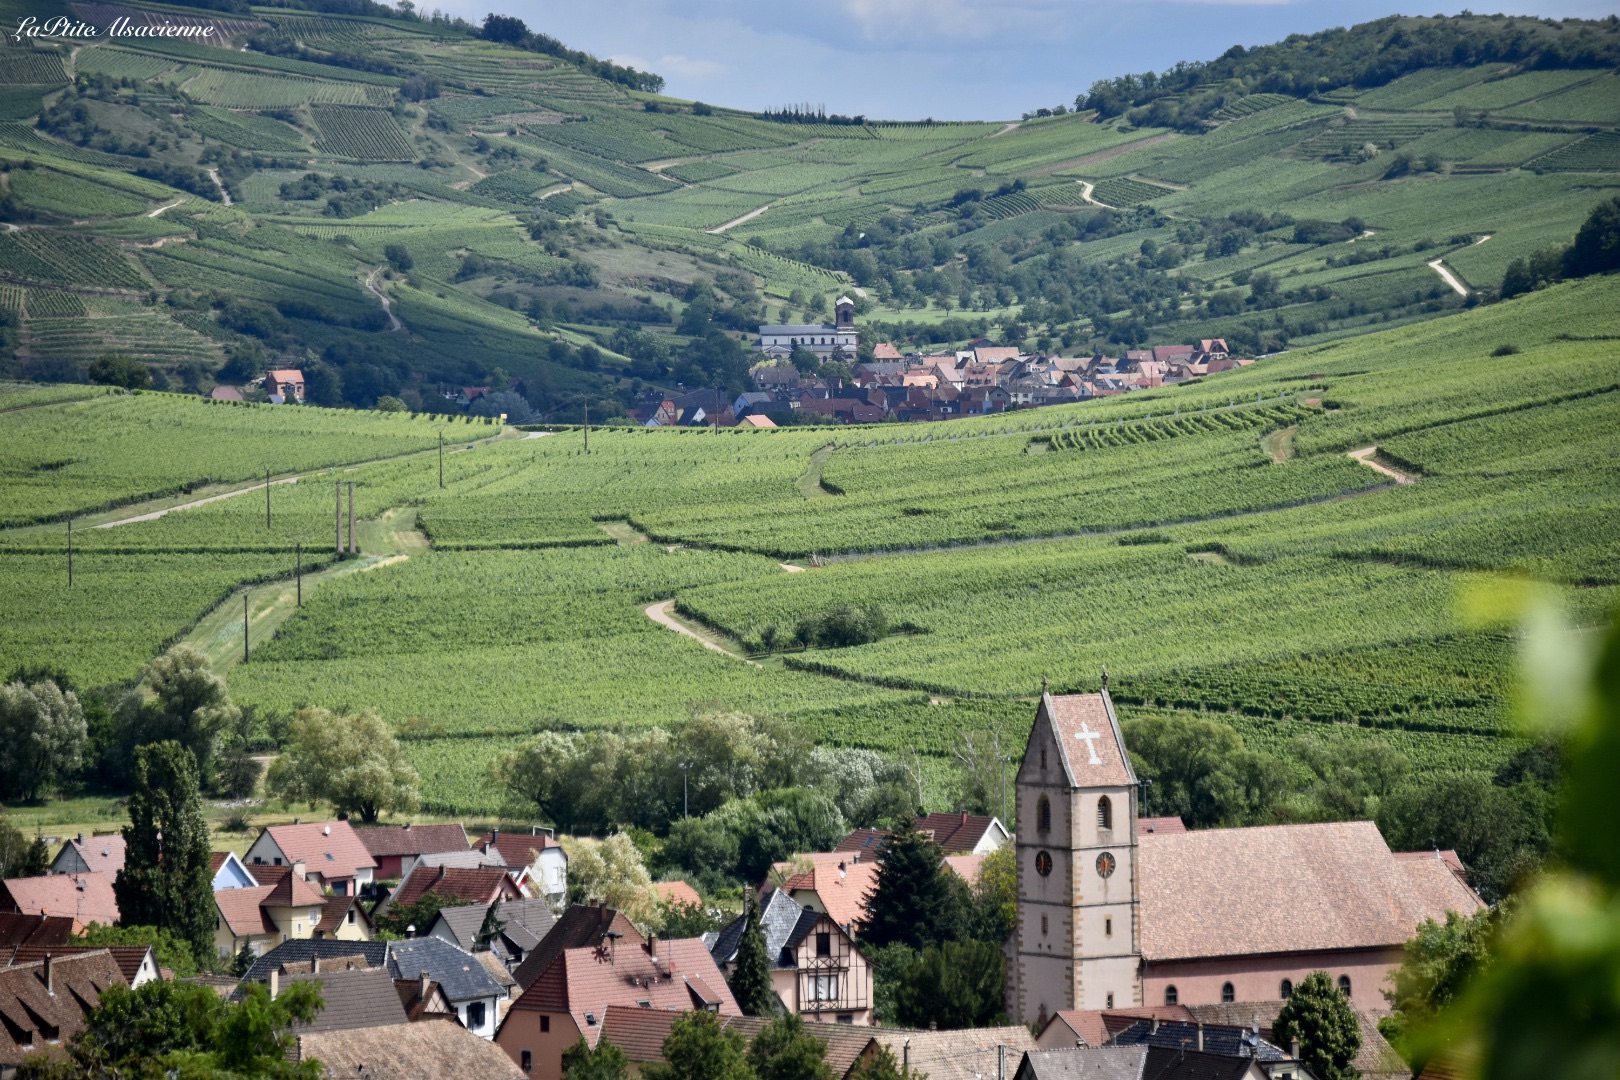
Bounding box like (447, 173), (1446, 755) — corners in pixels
(476, 899), (506, 951)
(113, 741), (215, 966)
(729, 888), (777, 1016)
(859, 816), (955, 950)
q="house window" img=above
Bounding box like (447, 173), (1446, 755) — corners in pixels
(1106, 992), (1114, 1009)
(274, 857), (282, 866)
(1338, 975), (1352, 997)
(347, 909), (355, 924)
(1165, 985), (1178, 1006)
(1036, 797), (1051, 834)
(1105, 917), (1112, 937)
(1280, 979), (1293, 1000)
(1097, 796), (1112, 831)
(1040, 748), (1047, 770)
(816, 932), (831, 957)
(540, 1016), (550, 1033)
(1221, 982), (1235, 1003)
(467, 1001), (487, 1030)
(810, 974), (839, 1002)
(836, 1014), (853, 1024)
(1041, 914), (1048, 935)
(520, 1051), (532, 1073)
(252, 856), (263, 865)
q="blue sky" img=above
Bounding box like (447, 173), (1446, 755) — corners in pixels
(426, 1), (1620, 120)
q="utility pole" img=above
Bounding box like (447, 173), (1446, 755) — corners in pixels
(66, 518), (72, 588)
(265, 468), (271, 529)
(679, 762), (690, 818)
(713, 387), (719, 434)
(582, 400), (588, 454)
(243, 592), (250, 662)
(347, 482), (355, 554)
(335, 481), (341, 555)
(295, 542), (302, 607)
(438, 431), (444, 489)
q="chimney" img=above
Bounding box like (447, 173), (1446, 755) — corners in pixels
(269, 969), (279, 1000)
(43, 953), (55, 996)
(292, 860), (306, 881)
(294, 817), (300, 825)
(406, 925), (416, 939)
(420, 970), (430, 1003)
(76, 833), (84, 844)
(644, 933), (657, 957)
(1197, 1023), (1204, 1052)
(1152, 1017), (1160, 1034)
(1291, 1037), (1301, 1061)
(312, 956), (321, 974)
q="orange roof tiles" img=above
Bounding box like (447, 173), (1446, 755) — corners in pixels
(473, 830), (559, 868)
(772, 852), (880, 933)
(1139, 821), (1485, 962)
(60, 835), (125, 875)
(0, 873), (119, 932)
(356, 824), (470, 859)
(388, 864), (516, 912)
(653, 881), (702, 908)
(263, 822), (376, 879)
(1043, 692), (1136, 789)
(943, 854), (985, 883)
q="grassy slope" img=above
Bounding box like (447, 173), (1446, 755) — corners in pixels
(4, 274), (1614, 811)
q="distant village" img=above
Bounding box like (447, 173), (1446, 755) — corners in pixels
(632, 296), (1251, 428)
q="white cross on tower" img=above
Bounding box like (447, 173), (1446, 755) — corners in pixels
(1075, 722), (1103, 766)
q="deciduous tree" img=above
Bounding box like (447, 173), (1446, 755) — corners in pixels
(748, 1012), (832, 1080)
(267, 707), (420, 823)
(643, 1009), (752, 1080)
(563, 1036), (631, 1079)
(1274, 970), (1361, 1080)
(0, 678), (87, 801)
(562, 833), (658, 925)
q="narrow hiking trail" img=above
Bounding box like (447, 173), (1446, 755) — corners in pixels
(1427, 258), (1470, 297)
(991, 121), (1021, 137)
(1076, 180), (1111, 209)
(206, 168), (232, 206)
(98, 475), (303, 528)
(148, 198), (185, 218)
(365, 267), (403, 331)
(709, 204), (769, 235)
(1348, 446), (1417, 485)
(645, 600), (762, 666)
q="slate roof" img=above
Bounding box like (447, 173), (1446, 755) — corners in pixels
(386, 936), (506, 1005)
(1108, 1019), (1286, 1061)
(0, 950), (126, 1067)
(432, 898), (556, 956)
(1042, 1007), (1193, 1049)
(0, 912), (71, 949)
(512, 905), (645, 991)
(237, 939), (391, 995)
(355, 824), (470, 859)
(868, 1026), (1038, 1080)
(383, 864), (516, 914)
(6, 944), (153, 986)
(297, 1019), (527, 1078)
(0, 873), (119, 931)
(760, 323), (841, 336)
(771, 852), (880, 933)
(57, 835), (126, 875)
(261, 822), (376, 879)
(1138, 821), (1484, 961)
(1042, 692), (1136, 789)
(511, 937), (739, 1047)
(287, 967), (409, 1033)
(709, 889), (817, 970)
(1183, 1001), (1411, 1080)
(1017, 1046), (1150, 1080)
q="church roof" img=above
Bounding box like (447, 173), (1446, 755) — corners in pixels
(1138, 821), (1483, 962)
(759, 324), (840, 336)
(1042, 692), (1136, 789)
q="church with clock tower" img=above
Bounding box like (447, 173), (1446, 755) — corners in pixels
(1007, 689), (1141, 1025)
(1005, 687), (1486, 1027)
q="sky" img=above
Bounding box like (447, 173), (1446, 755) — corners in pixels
(424, 0), (1620, 120)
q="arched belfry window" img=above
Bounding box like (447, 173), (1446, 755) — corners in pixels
(1036, 796), (1051, 834)
(1165, 985), (1178, 1006)
(1221, 982), (1235, 1004)
(1280, 979), (1293, 999)
(1338, 975), (1352, 997)
(1097, 795), (1112, 831)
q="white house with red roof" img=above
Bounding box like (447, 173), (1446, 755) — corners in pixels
(475, 829), (567, 902)
(246, 821), (377, 896)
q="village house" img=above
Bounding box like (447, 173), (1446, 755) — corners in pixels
(356, 823), (471, 881)
(496, 936), (739, 1080)
(766, 852), (881, 937)
(376, 864), (524, 920)
(707, 889), (875, 1025)
(428, 897), (557, 970)
(212, 865), (332, 960)
(475, 828), (569, 903)
(1005, 691), (1485, 1024)
(387, 936), (508, 1039)
(837, 812), (1010, 859)
(209, 850), (258, 891)
(0, 950), (127, 1075)
(263, 368), (305, 403)
(4, 944), (160, 988)
(512, 904), (645, 993)
(1015, 1045), (1270, 1080)
(0, 874), (119, 935)
(48, 835), (124, 878)
(245, 821), (377, 896)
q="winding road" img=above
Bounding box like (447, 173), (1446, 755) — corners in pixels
(709, 204), (769, 235)
(1348, 446), (1417, 485)
(365, 267), (402, 332)
(1426, 258), (1470, 298)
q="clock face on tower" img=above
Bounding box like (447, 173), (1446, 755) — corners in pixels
(1035, 850), (1053, 877)
(1096, 851), (1116, 878)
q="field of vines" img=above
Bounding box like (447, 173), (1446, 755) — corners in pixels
(0, 231), (146, 288)
(310, 105), (415, 160)
(1091, 177), (1176, 206)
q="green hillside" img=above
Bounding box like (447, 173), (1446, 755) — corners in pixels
(0, 8), (1617, 417)
(4, 272), (1615, 816)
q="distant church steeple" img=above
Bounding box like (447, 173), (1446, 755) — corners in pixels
(1005, 688), (1141, 1025)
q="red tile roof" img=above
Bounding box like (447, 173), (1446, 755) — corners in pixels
(473, 831), (559, 869)
(512, 905), (645, 991)
(262, 822), (377, 880)
(653, 881), (701, 908)
(512, 938), (739, 1046)
(314, 895), (366, 935)
(356, 824), (470, 859)
(387, 865), (517, 912)
(943, 854), (985, 883)
(1043, 1006), (1193, 1048)
(771, 853), (880, 933)
(0, 873), (119, 932)
(0, 912), (71, 949)
(1043, 692), (1136, 789)
(0, 951), (126, 1068)
(214, 886), (280, 938)
(264, 872), (326, 910)
(1139, 817), (1187, 835)
(1139, 822), (1485, 962)
(597, 1004), (683, 1061)
(59, 835), (126, 875)
(7, 944), (153, 986)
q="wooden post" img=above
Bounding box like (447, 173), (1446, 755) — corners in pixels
(714, 387), (719, 435)
(438, 431), (444, 489)
(335, 481), (341, 555)
(295, 542), (302, 607)
(583, 400), (588, 454)
(347, 482), (355, 554)
(265, 468), (271, 529)
(243, 592), (250, 662)
(66, 519), (72, 589)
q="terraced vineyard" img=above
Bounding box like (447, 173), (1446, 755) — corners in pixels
(310, 105), (416, 160)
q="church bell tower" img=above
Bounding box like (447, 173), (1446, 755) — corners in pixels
(1006, 688), (1141, 1026)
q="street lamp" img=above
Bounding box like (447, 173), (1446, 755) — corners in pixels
(678, 762), (690, 818)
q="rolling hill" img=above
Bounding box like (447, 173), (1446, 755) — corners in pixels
(0, 4), (1618, 420)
